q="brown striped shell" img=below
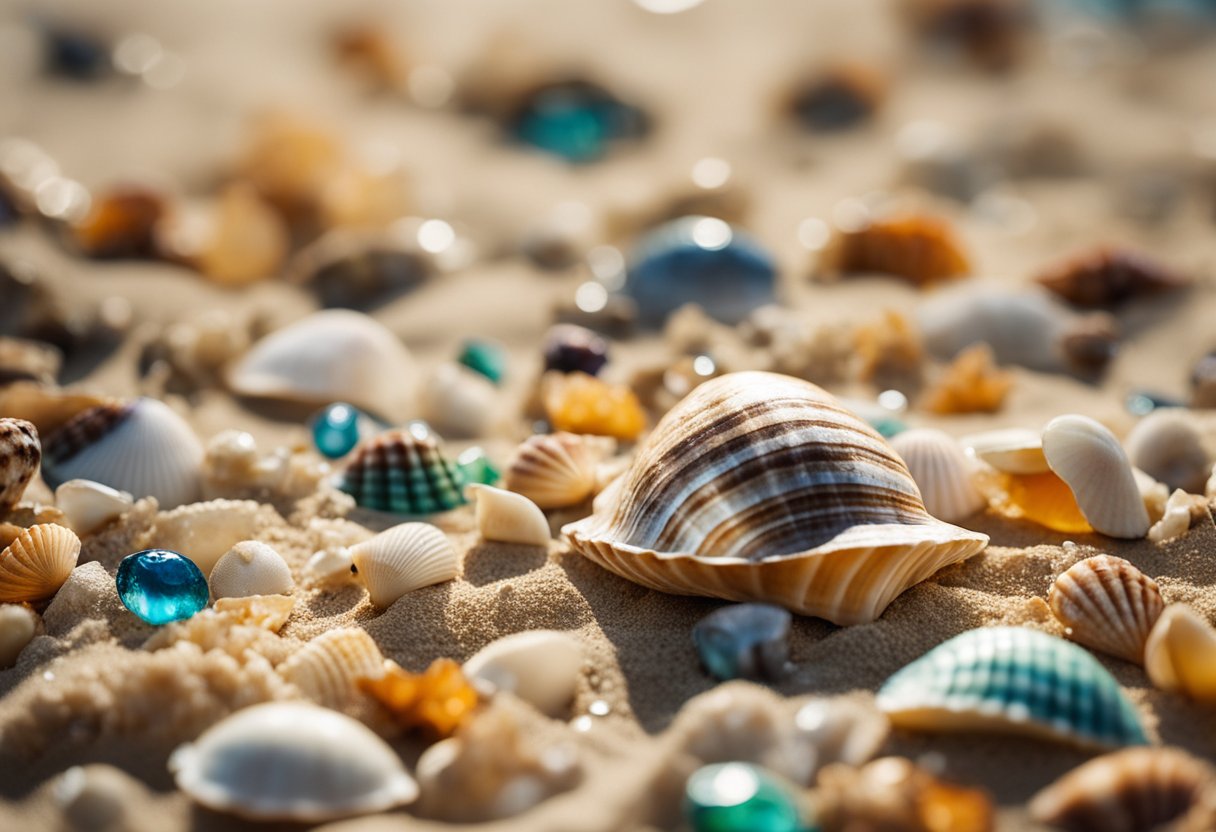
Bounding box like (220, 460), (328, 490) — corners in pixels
(0, 523), (81, 603)
(0, 418), (40, 513)
(561, 372), (989, 625)
(279, 627), (385, 709)
(503, 432), (608, 509)
(1048, 555), (1164, 664)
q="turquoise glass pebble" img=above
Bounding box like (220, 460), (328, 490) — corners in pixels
(458, 339), (506, 385)
(1124, 391), (1184, 417)
(457, 446), (501, 486)
(684, 763), (808, 832)
(116, 549), (209, 626)
(310, 402), (364, 459)
(511, 81), (647, 163)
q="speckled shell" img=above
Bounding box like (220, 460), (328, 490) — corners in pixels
(170, 702), (418, 821)
(503, 432), (606, 509)
(467, 484), (550, 548)
(962, 428), (1048, 474)
(54, 479), (133, 536)
(338, 429), (467, 515)
(878, 627), (1147, 749)
(890, 429), (985, 522)
(349, 522), (457, 609)
(0, 523), (81, 603)
(463, 630), (583, 717)
(208, 541), (294, 600)
(0, 418), (39, 512)
(1125, 409), (1211, 495)
(562, 372), (989, 625)
(1144, 604), (1216, 704)
(279, 628), (385, 709)
(1049, 555), (1164, 664)
(1043, 415), (1150, 539)
(41, 398), (203, 509)
(150, 499), (262, 576)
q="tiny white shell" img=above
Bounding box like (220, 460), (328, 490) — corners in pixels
(467, 484), (551, 548)
(890, 429), (985, 522)
(304, 547), (356, 587)
(279, 628), (385, 709)
(419, 362), (499, 438)
(463, 630), (583, 716)
(1125, 409), (1211, 494)
(503, 433), (610, 509)
(170, 702), (418, 821)
(54, 480), (134, 536)
(961, 428), (1048, 474)
(151, 499), (262, 576)
(208, 541), (294, 600)
(0, 603), (37, 668)
(1148, 489), (1208, 544)
(1144, 604), (1216, 704)
(1042, 415), (1150, 539)
(349, 522), (457, 609)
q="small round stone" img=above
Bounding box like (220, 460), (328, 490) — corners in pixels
(542, 324), (609, 376)
(1125, 390), (1185, 417)
(510, 81), (647, 163)
(458, 339), (506, 385)
(684, 762), (805, 832)
(310, 402), (363, 459)
(456, 446), (500, 486)
(692, 603), (791, 682)
(116, 549), (208, 626)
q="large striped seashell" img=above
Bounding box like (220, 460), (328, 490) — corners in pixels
(1048, 555), (1164, 664)
(41, 398), (203, 509)
(1042, 415), (1150, 539)
(208, 541), (294, 600)
(1124, 409), (1210, 495)
(463, 630), (583, 717)
(279, 627), (385, 709)
(348, 522), (457, 609)
(54, 480), (134, 536)
(1144, 604), (1216, 704)
(466, 484), (550, 548)
(878, 627), (1147, 749)
(0, 418), (40, 513)
(227, 309), (416, 422)
(503, 432), (609, 509)
(890, 429), (985, 522)
(561, 372), (988, 625)
(0, 523), (81, 603)
(338, 427), (466, 515)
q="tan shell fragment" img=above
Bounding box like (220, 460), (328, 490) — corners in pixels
(962, 428), (1048, 475)
(0, 523), (81, 603)
(54, 479), (134, 536)
(503, 432), (610, 509)
(279, 627), (385, 709)
(1148, 489), (1210, 545)
(1144, 604), (1216, 704)
(1048, 555), (1164, 664)
(467, 484), (550, 548)
(1042, 415), (1150, 539)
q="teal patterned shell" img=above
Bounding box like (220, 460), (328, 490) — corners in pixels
(338, 429), (467, 515)
(877, 627), (1147, 750)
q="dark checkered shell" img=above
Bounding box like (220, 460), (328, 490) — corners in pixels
(43, 401), (133, 467)
(339, 429), (467, 515)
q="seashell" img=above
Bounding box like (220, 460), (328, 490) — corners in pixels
(541, 371), (647, 442)
(877, 627), (1147, 749)
(891, 429), (985, 522)
(41, 398), (203, 509)
(542, 324), (610, 376)
(562, 372), (989, 625)
(289, 228), (428, 309)
(1148, 488), (1209, 544)
(819, 212), (971, 287)
(466, 484), (550, 548)
(0, 523), (81, 603)
(692, 603), (791, 682)
(962, 428), (1047, 474)
(1030, 747), (1216, 832)
(0, 384), (111, 440)
(503, 432), (611, 509)
(227, 309), (416, 421)
(70, 186), (164, 259)
(169, 702), (418, 821)
(0, 336), (61, 386)
(1144, 604), (1216, 704)
(918, 342), (1013, 415)
(150, 499), (262, 576)
(362, 658), (481, 738)
(1042, 415), (1150, 539)
(419, 362), (499, 439)
(0, 603), (37, 667)
(348, 522), (457, 608)
(304, 546), (356, 587)
(787, 62), (885, 132)
(792, 698), (890, 778)
(338, 427), (467, 515)
(1035, 246), (1190, 309)
(54, 479), (133, 535)
(463, 630), (583, 716)
(54, 765), (146, 832)
(1048, 555), (1164, 664)
(208, 541), (294, 600)
(816, 756), (995, 832)
(0, 418), (39, 513)
(279, 627), (385, 709)
(1124, 409), (1210, 494)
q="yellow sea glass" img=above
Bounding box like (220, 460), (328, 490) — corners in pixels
(541, 371), (646, 442)
(1000, 470), (1092, 533)
(360, 658), (480, 739)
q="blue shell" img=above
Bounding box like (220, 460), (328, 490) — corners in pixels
(877, 627), (1147, 749)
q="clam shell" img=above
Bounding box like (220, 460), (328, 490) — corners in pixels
(1125, 409), (1210, 494)
(1049, 555), (1163, 664)
(41, 398), (202, 509)
(54, 479), (134, 536)
(961, 428), (1048, 474)
(562, 372), (988, 625)
(150, 499), (262, 576)
(419, 362), (499, 439)
(877, 627), (1147, 749)
(890, 429), (985, 522)
(0, 523), (81, 603)
(1144, 604), (1216, 704)
(338, 428), (467, 515)
(208, 541), (294, 600)
(463, 630), (583, 717)
(0, 603), (37, 668)
(170, 702), (418, 821)
(467, 484), (550, 548)
(279, 627), (385, 709)
(503, 432), (608, 509)
(0, 418), (39, 512)
(1042, 415), (1150, 539)
(227, 309), (416, 421)
(349, 522), (457, 608)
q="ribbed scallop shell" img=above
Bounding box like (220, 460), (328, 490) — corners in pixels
(227, 309), (416, 422)
(890, 429), (985, 522)
(1042, 415), (1150, 539)
(1030, 748), (1216, 832)
(208, 541), (294, 600)
(41, 398), (203, 509)
(1049, 555), (1164, 664)
(0, 418), (39, 512)
(1144, 604), (1216, 704)
(169, 702), (418, 821)
(279, 627), (385, 709)
(562, 372), (989, 625)
(503, 432), (606, 509)
(54, 479), (134, 536)
(961, 428), (1048, 474)
(463, 630), (583, 717)
(0, 523), (81, 603)
(151, 499), (262, 576)
(877, 627), (1147, 749)
(349, 522), (457, 609)
(339, 429), (466, 515)
(467, 484), (550, 548)
(1125, 409), (1211, 495)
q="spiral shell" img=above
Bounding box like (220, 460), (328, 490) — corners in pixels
(562, 372), (988, 625)
(0, 418), (40, 513)
(890, 429), (985, 522)
(1049, 555), (1164, 664)
(463, 630), (583, 717)
(1125, 409), (1210, 495)
(467, 484), (550, 548)
(54, 479), (134, 536)
(503, 432), (608, 509)
(349, 522), (457, 609)
(208, 541), (294, 600)
(1144, 604), (1216, 704)
(338, 428), (466, 515)
(0, 523), (81, 603)
(1042, 415), (1150, 539)
(279, 627), (385, 709)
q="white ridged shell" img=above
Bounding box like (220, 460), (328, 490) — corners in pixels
(151, 499), (262, 576)
(1144, 604), (1216, 704)
(467, 484), (551, 548)
(1042, 415), (1150, 539)
(227, 309), (416, 421)
(890, 429), (985, 522)
(0, 604), (37, 668)
(961, 428), (1048, 474)
(1048, 555), (1164, 664)
(503, 433), (607, 509)
(349, 522), (457, 609)
(54, 480), (134, 536)
(463, 630), (583, 716)
(419, 362), (499, 438)
(208, 541), (294, 600)
(169, 702), (418, 821)
(279, 628), (385, 709)
(0, 524), (81, 603)
(1125, 409), (1211, 494)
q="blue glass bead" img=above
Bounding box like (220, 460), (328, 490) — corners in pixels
(624, 216), (777, 327)
(693, 603), (791, 682)
(456, 446), (500, 486)
(116, 550), (209, 626)
(511, 81), (647, 163)
(458, 339), (506, 385)
(311, 402), (364, 459)
(684, 763), (807, 832)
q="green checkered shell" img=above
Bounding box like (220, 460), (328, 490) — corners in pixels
(339, 429), (467, 515)
(877, 626), (1147, 750)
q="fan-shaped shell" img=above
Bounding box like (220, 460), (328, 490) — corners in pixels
(208, 541), (294, 600)
(0, 523), (81, 603)
(1144, 604), (1216, 704)
(463, 630), (583, 717)
(1049, 555), (1164, 664)
(877, 627), (1147, 749)
(1043, 415), (1149, 539)
(1125, 409), (1210, 495)
(0, 418), (39, 512)
(962, 428), (1048, 474)
(562, 372), (988, 625)
(503, 432), (607, 509)
(41, 398), (203, 509)
(338, 428), (466, 515)
(169, 702), (418, 821)
(890, 429), (985, 522)
(279, 627), (385, 709)
(150, 499), (262, 576)
(467, 484), (550, 548)
(54, 479), (134, 536)
(349, 522), (457, 608)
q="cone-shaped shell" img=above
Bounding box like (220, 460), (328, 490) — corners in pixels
(349, 522), (457, 608)
(1042, 415), (1150, 539)
(54, 479), (134, 536)
(562, 372), (988, 625)
(227, 310), (416, 421)
(0, 418), (39, 512)
(208, 541), (294, 600)
(877, 627), (1147, 749)
(338, 428), (466, 515)
(0, 523), (81, 603)
(890, 429), (985, 522)
(467, 484), (550, 547)
(463, 630), (583, 717)
(503, 432), (606, 509)
(279, 627), (385, 709)
(1049, 555), (1164, 664)
(1144, 604), (1216, 704)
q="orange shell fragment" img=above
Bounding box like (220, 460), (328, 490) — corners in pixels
(360, 658), (481, 739)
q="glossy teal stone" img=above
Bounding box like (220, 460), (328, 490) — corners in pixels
(456, 446), (500, 486)
(684, 763), (806, 832)
(458, 340), (506, 385)
(310, 402), (364, 458)
(1124, 391), (1184, 417)
(116, 549), (208, 626)
(870, 416), (907, 438)
(693, 604), (790, 682)
(510, 81), (648, 163)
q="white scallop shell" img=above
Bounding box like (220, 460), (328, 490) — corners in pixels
(0, 603), (37, 668)
(150, 499), (263, 576)
(1048, 554), (1164, 664)
(227, 309), (416, 421)
(419, 362), (499, 438)
(0, 523), (81, 603)
(348, 522), (457, 609)
(467, 484), (550, 548)
(1042, 415), (1150, 539)
(1144, 604), (1216, 704)
(961, 428), (1048, 474)
(54, 480), (134, 536)
(208, 541), (294, 600)
(279, 628), (385, 709)
(463, 630), (583, 716)
(503, 432), (610, 509)
(169, 702), (418, 821)
(890, 429), (985, 522)
(1125, 409), (1211, 494)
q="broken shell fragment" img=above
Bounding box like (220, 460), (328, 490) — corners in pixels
(54, 479), (134, 536)
(467, 484), (550, 548)
(1144, 604), (1216, 704)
